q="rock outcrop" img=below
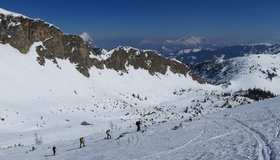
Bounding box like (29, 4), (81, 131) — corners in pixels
(104, 47), (187, 75)
(0, 13), (94, 77)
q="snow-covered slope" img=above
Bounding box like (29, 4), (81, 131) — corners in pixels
(0, 41), (256, 151)
(192, 53), (280, 95)
(0, 42), (198, 115)
(226, 54), (280, 94)
(1, 95), (280, 159)
(0, 42), (197, 141)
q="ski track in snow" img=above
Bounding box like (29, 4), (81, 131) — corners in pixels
(203, 116), (230, 130)
(266, 108), (280, 160)
(137, 122), (207, 160)
(267, 109), (280, 129)
(267, 108), (280, 139)
(116, 133), (140, 160)
(191, 130), (238, 146)
(232, 118), (274, 160)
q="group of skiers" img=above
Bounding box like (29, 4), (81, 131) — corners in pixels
(51, 120), (142, 156)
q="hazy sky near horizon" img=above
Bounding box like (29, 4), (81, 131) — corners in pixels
(0, 0), (280, 48)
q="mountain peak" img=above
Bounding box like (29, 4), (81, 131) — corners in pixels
(164, 36), (211, 46)
(180, 36), (209, 45)
(79, 32), (94, 46)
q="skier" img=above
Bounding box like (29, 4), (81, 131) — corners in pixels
(80, 137), (85, 148)
(106, 129), (112, 139)
(52, 146), (56, 156)
(32, 146), (36, 151)
(136, 120), (141, 131)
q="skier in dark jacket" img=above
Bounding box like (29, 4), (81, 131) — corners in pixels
(136, 121), (141, 131)
(106, 129), (112, 139)
(52, 146), (56, 156)
(80, 137), (85, 148)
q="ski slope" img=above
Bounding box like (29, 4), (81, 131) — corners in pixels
(1, 97), (280, 160)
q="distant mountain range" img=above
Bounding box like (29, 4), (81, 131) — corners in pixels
(138, 36), (280, 66)
(139, 36), (217, 56)
(175, 43), (280, 64)
(139, 35), (280, 96)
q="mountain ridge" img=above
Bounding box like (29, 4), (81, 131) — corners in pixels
(0, 8), (204, 83)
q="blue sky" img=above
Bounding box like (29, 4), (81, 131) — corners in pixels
(0, 0), (280, 49)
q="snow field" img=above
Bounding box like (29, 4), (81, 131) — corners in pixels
(2, 97), (280, 159)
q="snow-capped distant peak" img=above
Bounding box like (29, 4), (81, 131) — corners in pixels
(79, 32), (94, 45)
(0, 8), (27, 18)
(164, 36), (211, 46)
(179, 36), (208, 46)
(79, 32), (92, 42)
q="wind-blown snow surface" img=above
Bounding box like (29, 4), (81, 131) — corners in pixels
(2, 96), (280, 159)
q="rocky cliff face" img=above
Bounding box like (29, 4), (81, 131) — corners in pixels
(0, 13), (94, 77)
(104, 47), (188, 75)
(0, 9), (205, 83)
(103, 47), (206, 83)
